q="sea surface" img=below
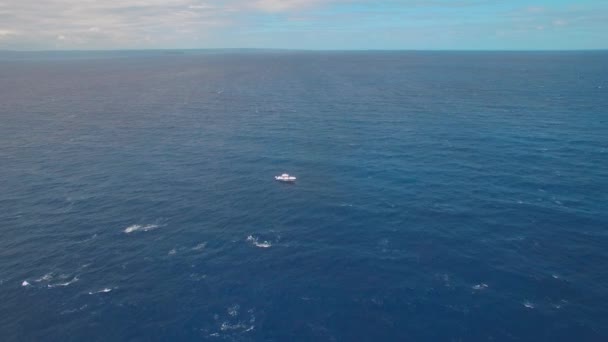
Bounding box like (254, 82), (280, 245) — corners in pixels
(0, 51), (607, 341)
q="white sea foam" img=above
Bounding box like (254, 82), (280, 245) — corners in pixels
(472, 283), (489, 290)
(553, 299), (568, 309)
(523, 301), (535, 309)
(439, 273), (450, 287)
(35, 273), (53, 282)
(208, 307), (256, 338)
(228, 304), (240, 317)
(124, 224), (160, 234)
(246, 235), (272, 248)
(168, 248), (177, 255)
(220, 322), (253, 331)
(189, 273), (207, 281)
(60, 304), (88, 315)
(22, 280), (30, 287)
(89, 288), (113, 295)
(220, 322), (245, 331)
(47, 276), (79, 288)
(77, 234), (98, 243)
(192, 242), (207, 251)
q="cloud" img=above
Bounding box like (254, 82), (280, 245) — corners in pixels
(552, 19), (568, 27)
(507, 4), (608, 32)
(0, 0), (240, 49)
(0, 29), (17, 38)
(525, 6), (546, 14)
(1, 0), (339, 48)
(252, 0), (325, 12)
(0, 0), (605, 50)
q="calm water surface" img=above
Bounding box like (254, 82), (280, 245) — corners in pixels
(0, 51), (607, 341)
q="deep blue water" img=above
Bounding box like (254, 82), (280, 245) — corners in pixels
(1, 51), (607, 341)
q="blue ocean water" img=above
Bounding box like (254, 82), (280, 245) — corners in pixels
(0, 51), (607, 341)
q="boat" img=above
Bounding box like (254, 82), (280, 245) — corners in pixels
(275, 173), (296, 182)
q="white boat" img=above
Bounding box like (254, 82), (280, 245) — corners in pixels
(275, 173), (296, 182)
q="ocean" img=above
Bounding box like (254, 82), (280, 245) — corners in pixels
(0, 51), (607, 341)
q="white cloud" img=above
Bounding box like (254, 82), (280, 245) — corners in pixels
(252, 0), (325, 12)
(0, 0), (242, 49)
(0, 0), (605, 49)
(0, 29), (17, 38)
(552, 19), (567, 27)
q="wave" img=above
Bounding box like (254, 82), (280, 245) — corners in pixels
(60, 304), (88, 315)
(227, 304), (240, 317)
(35, 273), (53, 282)
(22, 280), (30, 287)
(472, 283), (488, 290)
(77, 234), (98, 244)
(246, 235), (272, 248)
(88, 287), (113, 295)
(208, 307), (256, 338)
(124, 224), (160, 234)
(192, 242), (207, 251)
(220, 322), (254, 332)
(523, 301), (535, 309)
(553, 299), (568, 309)
(47, 276), (79, 288)
(189, 273), (207, 281)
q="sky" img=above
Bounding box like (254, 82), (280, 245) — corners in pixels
(0, 0), (606, 50)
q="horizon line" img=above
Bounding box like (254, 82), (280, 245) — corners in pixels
(1, 48), (607, 53)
